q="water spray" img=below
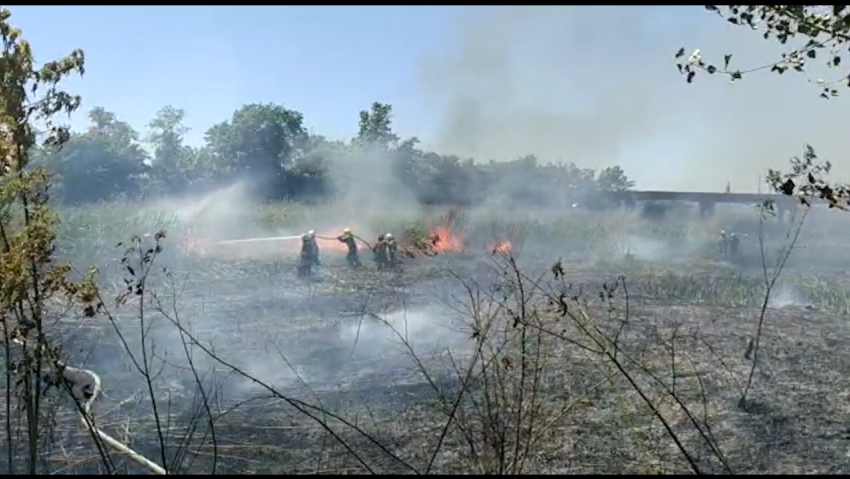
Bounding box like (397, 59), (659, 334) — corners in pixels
(215, 234), (302, 245)
(214, 233), (375, 253)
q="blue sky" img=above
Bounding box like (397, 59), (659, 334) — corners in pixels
(7, 6), (849, 190)
(9, 5), (471, 146)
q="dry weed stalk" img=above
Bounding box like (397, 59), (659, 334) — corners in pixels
(475, 246), (732, 474)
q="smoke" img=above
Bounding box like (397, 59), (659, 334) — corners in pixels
(768, 284), (812, 309)
(338, 306), (466, 356)
(55, 4), (850, 415)
(322, 143), (424, 233)
(163, 181), (257, 238)
(227, 306), (467, 397)
(416, 6), (850, 192)
(612, 235), (673, 262)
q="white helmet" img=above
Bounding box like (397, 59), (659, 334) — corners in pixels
(385, 233), (393, 240)
(307, 229), (315, 238)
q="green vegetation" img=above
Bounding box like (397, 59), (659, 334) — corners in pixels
(676, 5), (850, 207)
(31, 101), (635, 207)
(3, 5), (850, 477)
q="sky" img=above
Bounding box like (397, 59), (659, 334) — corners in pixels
(7, 5), (850, 191)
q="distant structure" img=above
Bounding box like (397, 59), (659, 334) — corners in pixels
(725, 182), (731, 193)
(605, 190), (799, 223)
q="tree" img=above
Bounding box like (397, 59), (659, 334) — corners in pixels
(596, 165), (635, 192)
(281, 134), (337, 199)
(146, 105), (192, 193)
(46, 108), (149, 203)
(204, 103), (306, 179)
(88, 107), (138, 143)
(676, 6), (850, 208)
(0, 8), (98, 473)
(18, 94), (645, 207)
(422, 154), (476, 205)
(676, 6), (850, 99)
(356, 101), (398, 149)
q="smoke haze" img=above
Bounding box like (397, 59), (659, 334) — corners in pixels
(415, 6), (850, 192)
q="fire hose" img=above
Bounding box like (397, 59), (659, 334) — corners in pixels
(10, 337), (166, 475)
(316, 234), (375, 253)
(216, 234), (375, 253)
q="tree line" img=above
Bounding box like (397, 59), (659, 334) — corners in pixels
(32, 101), (635, 207)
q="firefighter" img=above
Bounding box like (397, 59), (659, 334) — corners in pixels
(728, 232), (740, 258)
(297, 233), (314, 278)
(385, 233), (398, 266)
(338, 228), (361, 268)
(307, 230), (320, 266)
(718, 230), (728, 257)
(374, 234), (389, 270)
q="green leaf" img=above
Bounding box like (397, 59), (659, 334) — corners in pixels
(687, 71), (696, 83)
(807, 49), (816, 59)
(723, 54), (732, 69)
(833, 55), (841, 66)
(730, 70), (743, 81)
(675, 47), (685, 59)
(779, 178), (795, 196)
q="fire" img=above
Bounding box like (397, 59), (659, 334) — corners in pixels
(488, 240), (512, 254)
(316, 235), (350, 253)
(423, 209), (466, 254)
(430, 226), (464, 253)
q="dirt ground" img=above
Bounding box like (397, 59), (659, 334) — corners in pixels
(28, 247), (850, 474)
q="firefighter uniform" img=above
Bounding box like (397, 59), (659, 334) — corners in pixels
(728, 232), (740, 258)
(374, 234), (389, 270)
(718, 230), (728, 257)
(385, 233), (398, 266)
(338, 228), (361, 267)
(307, 230), (320, 266)
(298, 233), (315, 278)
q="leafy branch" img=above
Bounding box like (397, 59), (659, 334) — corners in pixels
(676, 5), (850, 99)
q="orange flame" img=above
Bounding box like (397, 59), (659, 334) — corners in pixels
(430, 226), (464, 253)
(316, 235), (350, 253)
(488, 240), (512, 254)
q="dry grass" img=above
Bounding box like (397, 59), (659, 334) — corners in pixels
(4, 198), (850, 474)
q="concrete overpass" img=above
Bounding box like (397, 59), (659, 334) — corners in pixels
(605, 190), (800, 221)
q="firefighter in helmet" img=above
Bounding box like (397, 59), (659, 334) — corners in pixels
(307, 230), (320, 266)
(374, 233), (389, 270)
(385, 233), (398, 267)
(728, 232), (740, 259)
(297, 233), (315, 278)
(337, 228), (361, 268)
(718, 230), (728, 257)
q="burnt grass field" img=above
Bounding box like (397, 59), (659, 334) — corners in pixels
(20, 201), (850, 474)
